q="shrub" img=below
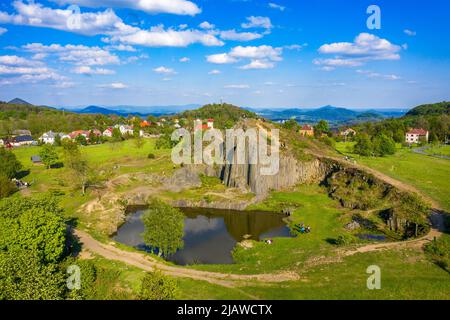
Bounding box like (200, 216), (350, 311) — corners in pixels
(0, 174), (17, 199)
(139, 270), (177, 300)
(335, 233), (358, 246)
(147, 153), (156, 159)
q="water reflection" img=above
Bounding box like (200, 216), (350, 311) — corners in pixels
(114, 207), (292, 265)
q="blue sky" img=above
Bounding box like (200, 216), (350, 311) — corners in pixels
(0, 0), (449, 109)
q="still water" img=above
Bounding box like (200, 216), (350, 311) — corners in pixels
(113, 207), (292, 265)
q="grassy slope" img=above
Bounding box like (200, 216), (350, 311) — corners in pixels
(336, 142), (450, 212)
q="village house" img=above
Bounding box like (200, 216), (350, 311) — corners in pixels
(340, 128), (356, 137)
(103, 127), (113, 137)
(405, 128), (429, 144)
(140, 120), (151, 128)
(118, 125), (134, 136)
(299, 125), (314, 137)
(39, 131), (68, 144)
(12, 135), (35, 147)
(69, 130), (89, 140)
(0, 138), (4, 146)
(207, 119), (214, 129)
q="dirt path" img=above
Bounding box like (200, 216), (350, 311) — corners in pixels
(75, 229), (299, 289)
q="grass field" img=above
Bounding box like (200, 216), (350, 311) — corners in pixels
(424, 145), (450, 157)
(336, 142), (450, 212)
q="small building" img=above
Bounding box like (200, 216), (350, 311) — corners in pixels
(340, 128), (356, 137)
(39, 131), (67, 144)
(118, 125), (134, 136)
(12, 135), (34, 146)
(69, 130), (89, 140)
(406, 128), (429, 144)
(103, 128), (113, 137)
(140, 120), (150, 128)
(31, 155), (42, 164)
(0, 138), (4, 146)
(207, 119), (214, 129)
(299, 125), (314, 137)
(89, 129), (102, 137)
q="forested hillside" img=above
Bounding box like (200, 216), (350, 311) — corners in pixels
(0, 102), (127, 137)
(406, 101), (449, 116)
(177, 103), (258, 129)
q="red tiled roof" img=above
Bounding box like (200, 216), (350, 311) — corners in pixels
(301, 125), (313, 130)
(407, 128), (428, 135)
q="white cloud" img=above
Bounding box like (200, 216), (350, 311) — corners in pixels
(357, 69), (401, 80)
(199, 21), (215, 30)
(315, 33), (402, 69)
(239, 59), (275, 69)
(318, 33), (401, 60)
(404, 29), (416, 36)
(0, 27), (7, 35)
(53, 81), (76, 88)
(230, 45), (282, 61)
(206, 53), (238, 64)
(109, 25), (224, 47)
(207, 45), (283, 69)
(52, 0), (201, 16)
(97, 82), (128, 89)
(22, 43), (120, 66)
(153, 66), (176, 74)
(0, 55), (43, 67)
(268, 3), (285, 11)
(224, 84), (250, 89)
(0, 65), (50, 75)
(179, 57), (190, 62)
(208, 69), (221, 75)
(106, 44), (136, 52)
(0, 2), (219, 49)
(241, 16), (273, 30)
(219, 29), (262, 41)
(72, 66), (115, 75)
(0, 1), (135, 36)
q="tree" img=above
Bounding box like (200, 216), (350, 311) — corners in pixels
(282, 119), (298, 130)
(112, 128), (123, 142)
(139, 270), (177, 300)
(314, 120), (329, 136)
(62, 141), (89, 195)
(39, 144), (60, 169)
(0, 174), (16, 199)
(0, 147), (22, 179)
(75, 134), (87, 146)
(89, 131), (99, 145)
(0, 197), (66, 264)
(373, 134), (396, 156)
(54, 134), (62, 146)
(353, 133), (373, 156)
(0, 250), (66, 300)
(134, 136), (146, 149)
(155, 134), (175, 149)
(141, 199), (184, 257)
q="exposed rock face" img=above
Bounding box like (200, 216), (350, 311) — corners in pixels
(218, 152), (328, 196)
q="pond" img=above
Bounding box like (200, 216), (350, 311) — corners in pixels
(113, 206), (293, 265)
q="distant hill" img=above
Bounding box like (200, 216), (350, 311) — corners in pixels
(76, 105), (146, 117)
(405, 101), (450, 117)
(303, 106), (359, 121)
(8, 98), (32, 105)
(249, 105), (405, 125)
